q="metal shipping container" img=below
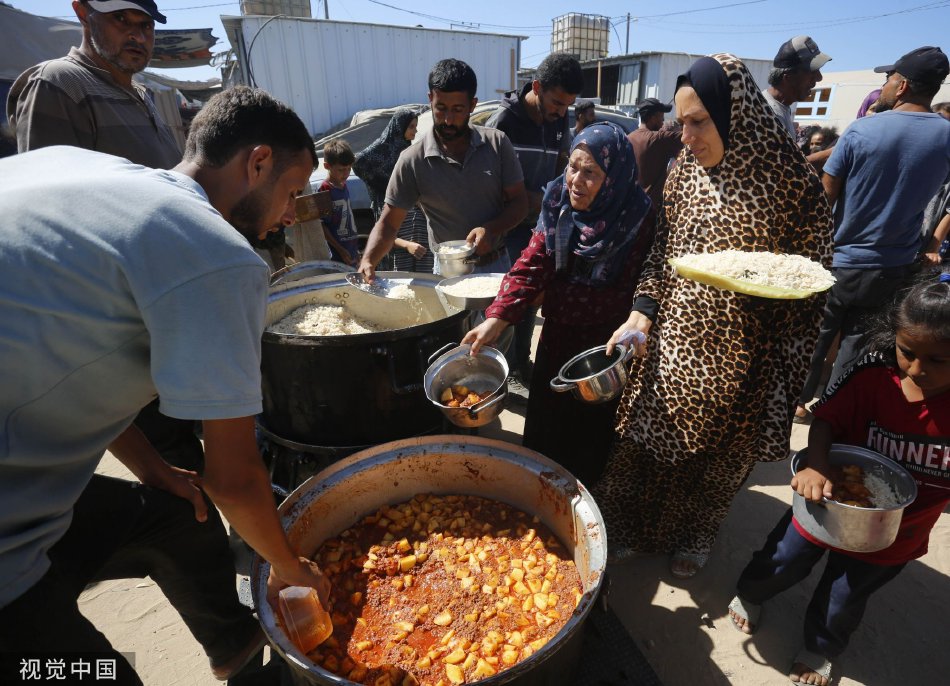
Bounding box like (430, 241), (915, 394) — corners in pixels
(222, 16), (523, 137)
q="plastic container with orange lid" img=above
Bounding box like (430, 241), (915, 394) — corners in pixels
(278, 586), (333, 654)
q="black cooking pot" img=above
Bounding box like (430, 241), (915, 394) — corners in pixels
(262, 273), (469, 446)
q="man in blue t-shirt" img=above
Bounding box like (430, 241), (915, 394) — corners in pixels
(0, 87), (328, 683)
(796, 46), (950, 420)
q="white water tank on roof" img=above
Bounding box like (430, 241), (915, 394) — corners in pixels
(550, 13), (609, 62)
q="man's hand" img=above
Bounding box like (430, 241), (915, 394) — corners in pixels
(143, 466), (209, 523)
(791, 467), (834, 503)
(108, 423), (208, 522)
(357, 256), (376, 283)
(461, 317), (509, 355)
(466, 226), (494, 256)
(267, 557), (332, 610)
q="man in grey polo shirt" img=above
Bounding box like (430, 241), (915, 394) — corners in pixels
(359, 59), (528, 282)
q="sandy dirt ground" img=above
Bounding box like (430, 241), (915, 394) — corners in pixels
(85, 409), (949, 686)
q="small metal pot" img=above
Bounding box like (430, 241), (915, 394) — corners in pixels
(550, 344), (634, 404)
(791, 444), (917, 553)
(435, 240), (476, 278)
(424, 343), (508, 427)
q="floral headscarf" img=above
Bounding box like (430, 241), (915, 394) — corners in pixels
(538, 121), (651, 286)
(352, 107), (418, 212)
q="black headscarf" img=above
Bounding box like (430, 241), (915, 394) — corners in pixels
(675, 56), (731, 149)
(352, 107), (418, 212)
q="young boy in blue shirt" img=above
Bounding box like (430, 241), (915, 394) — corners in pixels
(319, 139), (360, 265)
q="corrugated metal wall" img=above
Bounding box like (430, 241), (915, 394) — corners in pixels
(231, 17), (521, 136)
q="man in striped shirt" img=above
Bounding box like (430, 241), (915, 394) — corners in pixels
(6, 0), (180, 169)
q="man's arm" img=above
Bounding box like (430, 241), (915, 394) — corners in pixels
(108, 422), (208, 521)
(201, 416), (328, 592)
(806, 147), (834, 173)
(358, 204), (408, 279)
(822, 172), (843, 206)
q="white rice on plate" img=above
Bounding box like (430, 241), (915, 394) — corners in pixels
(440, 274), (504, 298)
(675, 250), (835, 292)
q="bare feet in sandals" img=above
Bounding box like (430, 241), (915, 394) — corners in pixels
(789, 662), (830, 686)
(670, 552), (708, 578)
(728, 607), (754, 634)
(727, 596), (759, 634)
(790, 650), (832, 686)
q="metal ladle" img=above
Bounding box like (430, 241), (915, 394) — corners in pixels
(344, 272), (412, 298)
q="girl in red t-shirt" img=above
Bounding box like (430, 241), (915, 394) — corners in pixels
(727, 270), (950, 686)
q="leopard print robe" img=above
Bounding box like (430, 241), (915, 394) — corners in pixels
(594, 54), (833, 556)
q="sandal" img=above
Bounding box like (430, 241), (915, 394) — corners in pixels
(789, 648), (832, 686)
(727, 595), (760, 634)
(669, 551), (709, 578)
(793, 404), (812, 425)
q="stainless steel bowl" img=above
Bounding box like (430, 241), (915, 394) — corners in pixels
(424, 343), (508, 427)
(791, 444), (917, 553)
(250, 435), (607, 686)
(436, 273), (505, 310)
(435, 240), (476, 278)
(550, 344), (635, 404)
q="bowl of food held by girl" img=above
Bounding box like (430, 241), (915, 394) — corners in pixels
(791, 444), (917, 552)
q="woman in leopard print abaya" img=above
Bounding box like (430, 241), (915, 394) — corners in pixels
(594, 54), (833, 577)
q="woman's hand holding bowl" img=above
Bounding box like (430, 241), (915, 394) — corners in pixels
(462, 317), (510, 355)
(607, 311), (652, 356)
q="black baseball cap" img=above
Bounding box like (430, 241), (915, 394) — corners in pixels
(773, 35), (831, 71)
(636, 98), (673, 116)
(874, 46), (949, 84)
(86, 0), (167, 24)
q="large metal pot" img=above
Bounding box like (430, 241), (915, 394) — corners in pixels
(549, 344), (635, 404)
(791, 444), (917, 552)
(423, 343), (508, 428)
(251, 435), (607, 686)
(263, 273), (469, 446)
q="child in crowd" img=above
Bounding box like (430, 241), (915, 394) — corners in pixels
(728, 269), (950, 686)
(320, 140), (360, 265)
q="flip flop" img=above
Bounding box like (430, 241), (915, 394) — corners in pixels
(790, 648), (833, 686)
(727, 595), (760, 634)
(670, 551), (709, 578)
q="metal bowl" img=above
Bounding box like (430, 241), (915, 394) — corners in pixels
(435, 240), (476, 278)
(424, 343), (508, 427)
(550, 344), (635, 404)
(791, 444), (917, 552)
(436, 273), (505, 310)
(250, 435), (607, 686)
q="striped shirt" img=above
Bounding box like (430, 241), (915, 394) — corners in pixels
(7, 47), (181, 169)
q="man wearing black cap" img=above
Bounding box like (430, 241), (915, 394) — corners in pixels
(8, 2), (209, 476)
(764, 35), (831, 138)
(627, 97), (683, 212)
(795, 46), (950, 426)
(7, 0), (180, 169)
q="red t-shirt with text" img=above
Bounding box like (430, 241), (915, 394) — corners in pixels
(793, 360), (950, 565)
